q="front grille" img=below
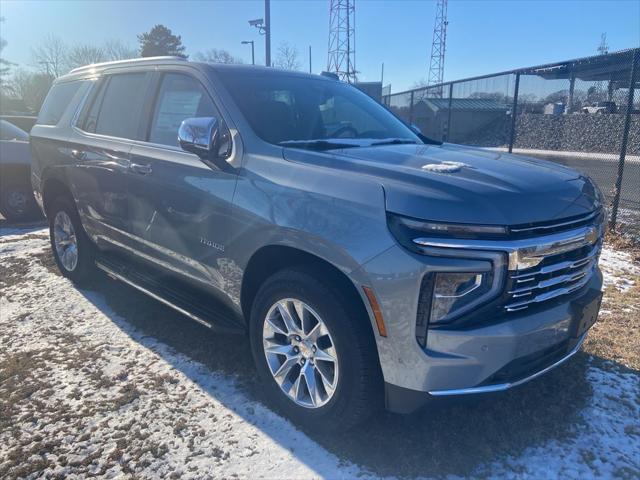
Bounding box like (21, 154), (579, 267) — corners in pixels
(508, 209), (603, 238)
(504, 241), (601, 312)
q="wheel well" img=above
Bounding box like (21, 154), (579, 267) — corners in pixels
(241, 245), (371, 328)
(42, 178), (73, 216)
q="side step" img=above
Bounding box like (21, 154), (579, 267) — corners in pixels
(95, 255), (245, 334)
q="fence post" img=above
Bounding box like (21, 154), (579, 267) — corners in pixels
(409, 91), (415, 124)
(610, 49), (639, 230)
(444, 82), (454, 142)
(508, 73), (521, 153)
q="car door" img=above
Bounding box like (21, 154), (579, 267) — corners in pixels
(126, 71), (239, 292)
(69, 72), (152, 251)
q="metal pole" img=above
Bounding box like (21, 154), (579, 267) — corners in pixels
(309, 45), (312, 73)
(445, 82), (453, 142)
(508, 72), (520, 153)
(409, 91), (415, 124)
(381, 62), (384, 85)
(251, 41), (255, 65)
(567, 73), (575, 113)
(610, 49), (639, 230)
(265, 0), (271, 67)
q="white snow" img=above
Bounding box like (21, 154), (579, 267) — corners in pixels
(1, 227), (639, 479)
(599, 246), (640, 292)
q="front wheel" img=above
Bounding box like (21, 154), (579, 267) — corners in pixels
(249, 269), (383, 431)
(49, 197), (95, 284)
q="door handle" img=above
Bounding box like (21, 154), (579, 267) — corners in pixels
(129, 163), (153, 175)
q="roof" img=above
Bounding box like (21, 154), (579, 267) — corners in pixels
(60, 56), (331, 83)
(417, 97), (509, 111)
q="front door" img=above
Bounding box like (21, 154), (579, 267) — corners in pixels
(126, 72), (238, 293)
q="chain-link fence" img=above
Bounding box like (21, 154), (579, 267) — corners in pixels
(383, 48), (640, 238)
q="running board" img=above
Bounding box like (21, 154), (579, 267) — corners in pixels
(95, 256), (244, 334)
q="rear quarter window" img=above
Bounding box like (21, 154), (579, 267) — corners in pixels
(37, 81), (84, 126)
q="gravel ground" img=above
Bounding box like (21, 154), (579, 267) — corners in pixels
(1, 226), (639, 479)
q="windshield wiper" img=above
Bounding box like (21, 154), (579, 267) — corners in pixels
(278, 139), (362, 151)
(369, 138), (419, 146)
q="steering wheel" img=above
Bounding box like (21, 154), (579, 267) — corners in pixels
(331, 124), (358, 138)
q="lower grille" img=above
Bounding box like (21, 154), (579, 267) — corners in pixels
(504, 242), (601, 312)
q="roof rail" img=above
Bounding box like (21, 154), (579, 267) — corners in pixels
(69, 56), (187, 74)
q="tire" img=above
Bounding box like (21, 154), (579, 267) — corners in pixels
(249, 268), (383, 432)
(48, 196), (95, 284)
(0, 183), (39, 222)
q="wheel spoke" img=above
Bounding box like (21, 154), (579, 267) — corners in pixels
(277, 301), (299, 334)
(316, 364), (336, 395)
(273, 356), (300, 384)
(302, 363), (322, 407)
(313, 348), (336, 363)
(266, 316), (287, 336)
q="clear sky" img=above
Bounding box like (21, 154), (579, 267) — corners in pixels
(1, 0), (639, 92)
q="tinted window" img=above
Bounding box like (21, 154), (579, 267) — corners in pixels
(0, 120), (29, 141)
(149, 73), (216, 147)
(79, 80), (107, 134)
(217, 72), (419, 146)
(94, 73), (148, 139)
(37, 81), (83, 126)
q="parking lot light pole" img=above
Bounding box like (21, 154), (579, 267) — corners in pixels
(241, 41), (255, 65)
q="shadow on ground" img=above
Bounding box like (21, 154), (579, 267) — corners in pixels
(58, 263), (606, 479)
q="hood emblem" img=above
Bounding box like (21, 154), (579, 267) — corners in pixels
(421, 161), (468, 173)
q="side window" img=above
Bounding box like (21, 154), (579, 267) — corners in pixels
(78, 80), (107, 133)
(94, 73), (148, 139)
(148, 73), (217, 147)
(37, 81), (84, 126)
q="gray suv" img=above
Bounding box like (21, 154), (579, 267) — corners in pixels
(30, 57), (604, 430)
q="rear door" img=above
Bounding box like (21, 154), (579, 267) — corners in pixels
(126, 70), (239, 291)
(69, 71), (153, 250)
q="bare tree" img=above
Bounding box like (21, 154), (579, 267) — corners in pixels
(32, 34), (68, 77)
(10, 68), (54, 112)
(104, 39), (137, 61)
(0, 17), (16, 98)
(194, 49), (242, 64)
(68, 44), (105, 69)
(274, 42), (301, 71)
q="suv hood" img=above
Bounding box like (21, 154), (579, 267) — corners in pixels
(283, 143), (600, 226)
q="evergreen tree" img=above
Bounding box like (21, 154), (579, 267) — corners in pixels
(137, 25), (187, 58)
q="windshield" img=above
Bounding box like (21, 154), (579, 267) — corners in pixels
(217, 71), (422, 149)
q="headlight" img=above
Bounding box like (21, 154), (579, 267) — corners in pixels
(431, 271), (494, 322)
(416, 270), (498, 346)
(387, 213), (507, 252)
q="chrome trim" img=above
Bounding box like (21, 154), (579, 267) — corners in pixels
(428, 333), (587, 396)
(414, 224), (601, 270)
(95, 261), (214, 330)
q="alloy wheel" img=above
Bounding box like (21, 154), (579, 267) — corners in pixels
(262, 298), (339, 408)
(53, 210), (78, 272)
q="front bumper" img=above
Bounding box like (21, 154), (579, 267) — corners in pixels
(352, 243), (603, 413)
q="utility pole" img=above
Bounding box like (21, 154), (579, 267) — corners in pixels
(428, 0), (448, 97)
(265, 0), (271, 67)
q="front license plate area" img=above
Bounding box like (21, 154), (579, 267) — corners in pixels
(570, 290), (602, 338)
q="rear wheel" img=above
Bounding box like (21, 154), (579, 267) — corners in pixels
(249, 269), (382, 431)
(0, 183), (38, 221)
(49, 197), (95, 284)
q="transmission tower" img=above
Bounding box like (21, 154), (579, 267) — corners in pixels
(327, 0), (357, 83)
(427, 0), (448, 97)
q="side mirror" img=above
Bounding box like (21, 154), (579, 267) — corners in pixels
(178, 117), (233, 170)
